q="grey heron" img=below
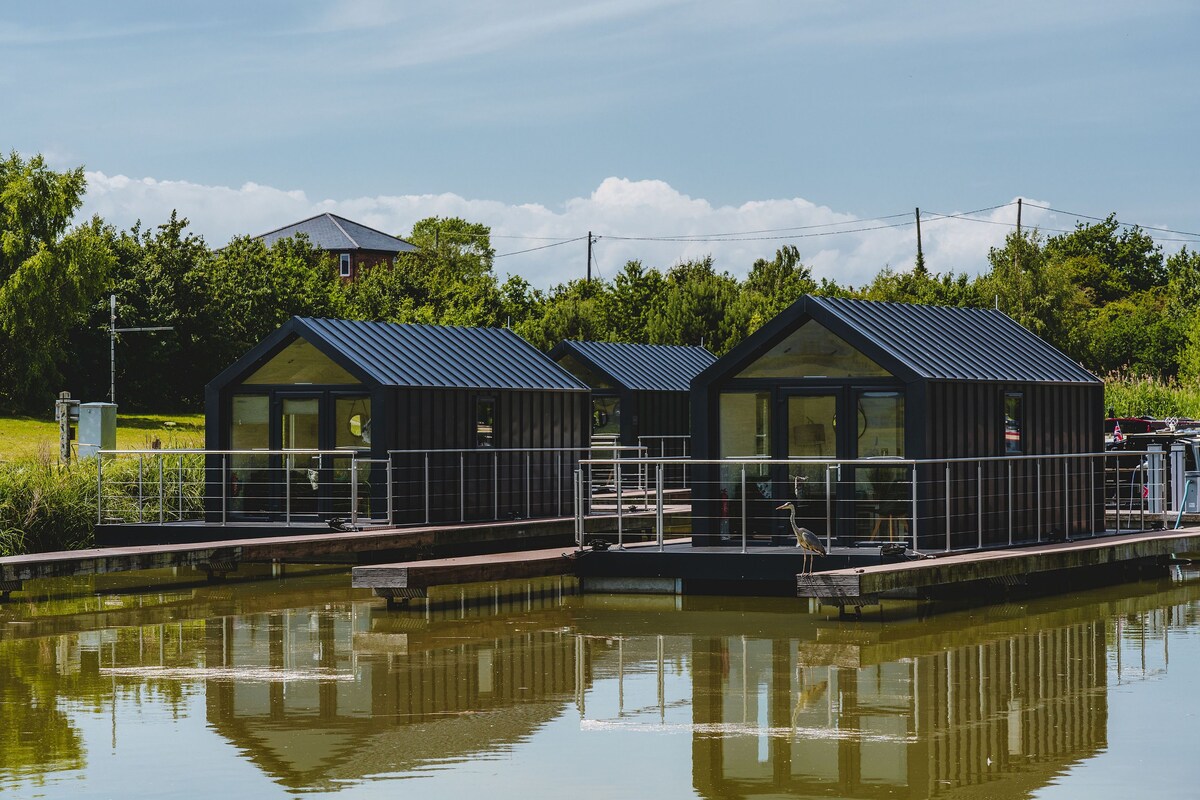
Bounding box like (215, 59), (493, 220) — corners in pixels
(776, 501), (826, 575)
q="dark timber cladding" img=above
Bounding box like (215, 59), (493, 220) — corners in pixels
(690, 295), (1103, 550)
(550, 339), (715, 450)
(205, 317), (589, 526)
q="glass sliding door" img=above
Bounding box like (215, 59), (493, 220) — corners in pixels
(783, 393), (839, 540)
(229, 395), (270, 516)
(331, 395), (371, 516)
(718, 392), (771, 540)
(853, 391), (907, 543)
(281, 397), (321, 515)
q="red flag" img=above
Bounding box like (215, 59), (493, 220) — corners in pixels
(1113, 421), (1124, 442)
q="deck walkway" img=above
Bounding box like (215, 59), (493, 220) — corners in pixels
(352, 538), (684, 605)
(0, 508), (680, 598)
(796, 526), (1200, 609)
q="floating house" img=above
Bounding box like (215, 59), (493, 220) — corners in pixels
(690, 296), (1103, 549)
(204, 317), (589, 524)
(550, 340), (715, 454)
(253, 213), (418, 280)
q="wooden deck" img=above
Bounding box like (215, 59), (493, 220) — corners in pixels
(352, 538), (682, 604)
(0, 507), (682, 598)
(796, 526), (1200, 609)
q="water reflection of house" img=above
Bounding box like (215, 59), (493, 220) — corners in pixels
(690, 609), (1108, 799)
(202, 592), (582, 792)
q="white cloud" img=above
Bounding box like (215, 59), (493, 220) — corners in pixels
(81, 171), (1064, 290)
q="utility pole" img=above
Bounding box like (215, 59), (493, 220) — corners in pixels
(586, 231), (594, 282)
(110, 294), (173, 404)
(914, 207), (924, 270)
(1016, 197), (1023, 235)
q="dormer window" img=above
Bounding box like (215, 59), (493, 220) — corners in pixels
(339, 253), (351, 278)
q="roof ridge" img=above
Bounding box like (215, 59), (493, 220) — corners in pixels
(249, 211), (331, 241)
(329, 213), (414, 246)
(325, 213), (359, 249)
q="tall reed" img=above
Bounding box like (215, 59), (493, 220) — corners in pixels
(1103, 373), (1200, 419)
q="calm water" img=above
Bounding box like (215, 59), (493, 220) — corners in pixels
(2, 568), (1200, 799)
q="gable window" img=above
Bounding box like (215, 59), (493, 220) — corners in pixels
(339, 253), (351, 278)
(1004, 392), (1023, 454)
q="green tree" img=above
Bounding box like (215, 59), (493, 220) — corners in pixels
(517, 278), (609, 350)
(1044, 214), (1165, 302)
(200, 233), (339, 368)
(393, 216), (503, 326)
(604, 260), (665, 342)
(646, 257), (748, 354)
(1085, 289), (1184, 378)
(975, 230), (1091, 359)
(0, 152), (113, 411)
(740, 245), (817, 330)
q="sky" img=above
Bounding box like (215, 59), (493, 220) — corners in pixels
(4, 1), (1200, 289)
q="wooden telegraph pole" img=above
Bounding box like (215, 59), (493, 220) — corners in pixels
(915, 207), (924, 268)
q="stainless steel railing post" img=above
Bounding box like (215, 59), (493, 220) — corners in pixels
(221, 454), (228, 526)
(911, 463), (919, 552)
(740, 465), (748, 555)
(138, 454), (144, 523)
(424, 452), (431, 525)
(459, 452), (465, 523)
(1089, 457), (1096, 535)
(575, 469), (584, 549)
(1036, 458), (1042, 542)
(825, 464), (833, 551)
(616, 455), (624, 549)
(945, 462), (951, 552)
(285, 453), (292, 526)
(177, 455), (184, 521)
(351, 457), (359, 529)
(158, 455), (165, 525)
(1063, 458), (1070, 537)
(526, 451), (531, 519)
(656, 463), (664, 552)
(976, 460), (982, 549)
(97, 453), (104, 525)
(387, 457), (394, 524)
(493, 451), (499, 521)
(1007, 459), (1013, 545)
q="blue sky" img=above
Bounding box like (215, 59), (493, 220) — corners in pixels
(4, 1), (1199, 288)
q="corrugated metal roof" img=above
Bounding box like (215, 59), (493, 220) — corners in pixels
(811, 297), (1099, 383)
(254, 213), (418, 254)
(554, 340), (717, 391)
(296, 318), (588, 391)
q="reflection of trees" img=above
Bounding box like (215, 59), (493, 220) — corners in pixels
(0, 641), (82, 781)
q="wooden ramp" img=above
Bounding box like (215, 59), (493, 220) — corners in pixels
(797, 527), (1200, 609)
(352, 538), (682, 606)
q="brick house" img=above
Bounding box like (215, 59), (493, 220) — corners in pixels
(253, 213), (418, 280)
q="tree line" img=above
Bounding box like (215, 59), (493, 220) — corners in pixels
(3, 150), (1198, 414)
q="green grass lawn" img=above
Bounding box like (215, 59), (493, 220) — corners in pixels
(0, 412), (205, 461)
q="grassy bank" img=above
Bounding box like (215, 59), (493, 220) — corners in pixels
(0, 412), (204, 462)
(0, 413), (204, 555)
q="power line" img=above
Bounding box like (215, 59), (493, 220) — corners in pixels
(1021, 202), (1200, 239)
(494, 236), (586, 259)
